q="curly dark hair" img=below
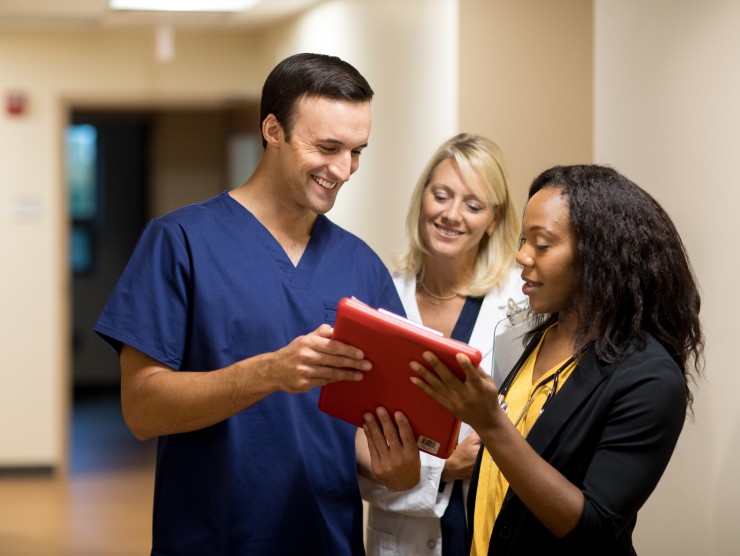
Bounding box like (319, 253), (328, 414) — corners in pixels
(259, 52), (374, 148)
(524, 165), (704, 409)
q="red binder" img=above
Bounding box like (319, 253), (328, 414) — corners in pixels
(318, 297), (481, 459)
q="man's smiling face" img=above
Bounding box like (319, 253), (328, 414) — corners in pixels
(276, 95), (371, 216)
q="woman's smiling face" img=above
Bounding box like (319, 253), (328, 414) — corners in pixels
(515, 186), (579, 316)
(420, 158), (498, 264)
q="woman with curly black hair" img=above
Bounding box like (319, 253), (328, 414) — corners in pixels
(411, 164), (704, 555)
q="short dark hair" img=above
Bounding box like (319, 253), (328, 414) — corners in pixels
(525, 164), (704, 408)
(259, 52), (374, 147)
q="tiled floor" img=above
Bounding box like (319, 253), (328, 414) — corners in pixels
(0, 394), (157, 556)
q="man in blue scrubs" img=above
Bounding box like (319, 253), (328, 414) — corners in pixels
(95, 53), (420, 555)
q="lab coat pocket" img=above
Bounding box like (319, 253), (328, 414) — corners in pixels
(366, 526), (401, 556)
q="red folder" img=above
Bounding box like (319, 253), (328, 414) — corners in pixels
(318, 297), (481, 459)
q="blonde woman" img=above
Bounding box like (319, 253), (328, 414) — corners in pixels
(360, 133), (525, 556)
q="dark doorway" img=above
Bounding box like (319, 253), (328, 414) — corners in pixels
(66, 103), (261, 401)
(68, 111), (150, 395)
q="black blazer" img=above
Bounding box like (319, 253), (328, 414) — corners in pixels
(468, 332), (687, 556)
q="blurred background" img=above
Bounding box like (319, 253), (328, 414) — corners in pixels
(0, 0), (737, 554)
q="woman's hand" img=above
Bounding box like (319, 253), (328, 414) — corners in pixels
(413, 351), (585, 538)
(410, 351), (501, 433)
(441, 431), (481, 482)
(358, 407), (421, 491)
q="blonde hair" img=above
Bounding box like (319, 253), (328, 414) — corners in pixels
(396, 133), (520, 297)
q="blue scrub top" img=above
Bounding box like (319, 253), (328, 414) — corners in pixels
(95, 192), (404, 555)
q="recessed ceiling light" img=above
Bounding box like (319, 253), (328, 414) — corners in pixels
(109, 0), (261, 12)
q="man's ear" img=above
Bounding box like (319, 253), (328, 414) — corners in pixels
(262, 114), (283, 148)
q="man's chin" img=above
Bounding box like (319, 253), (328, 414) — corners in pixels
(311, 193), (338, 215)
(314, 203), (335, 215)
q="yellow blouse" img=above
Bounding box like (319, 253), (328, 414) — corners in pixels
(470, 328), (577, 556)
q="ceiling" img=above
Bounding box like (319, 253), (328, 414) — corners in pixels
(0, 0), (325, 31)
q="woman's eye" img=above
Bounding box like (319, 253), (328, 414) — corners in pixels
(519, 236), (549, 251)
(433, 194), (448, 202)
(466, 203), (484, 213)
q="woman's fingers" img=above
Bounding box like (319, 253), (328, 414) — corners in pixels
(362, 408), (421, 491)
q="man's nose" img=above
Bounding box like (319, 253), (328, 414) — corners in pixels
(329, 152), (353, 182)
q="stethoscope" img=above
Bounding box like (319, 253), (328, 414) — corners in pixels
(488, 300), (578, 425)
(498, 355), (575, 427)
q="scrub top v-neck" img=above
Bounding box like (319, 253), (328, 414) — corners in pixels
(228, 193), (334, 288)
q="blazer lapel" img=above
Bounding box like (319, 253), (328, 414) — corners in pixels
(525, 349), (608, 455)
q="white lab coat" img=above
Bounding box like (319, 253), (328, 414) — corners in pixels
(360, 269), (526, 556)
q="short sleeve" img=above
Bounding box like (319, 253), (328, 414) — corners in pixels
(94, 218), (192, 370)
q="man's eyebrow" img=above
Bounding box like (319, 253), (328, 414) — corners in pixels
(316, 138), (369, 150)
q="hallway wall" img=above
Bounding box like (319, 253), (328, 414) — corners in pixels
(459, 0), (593, 209)
(595, 1), (740, 553)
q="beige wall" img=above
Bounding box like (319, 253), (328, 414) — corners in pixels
(460, 0), (593, 209)
(595, 1), (740, 553)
